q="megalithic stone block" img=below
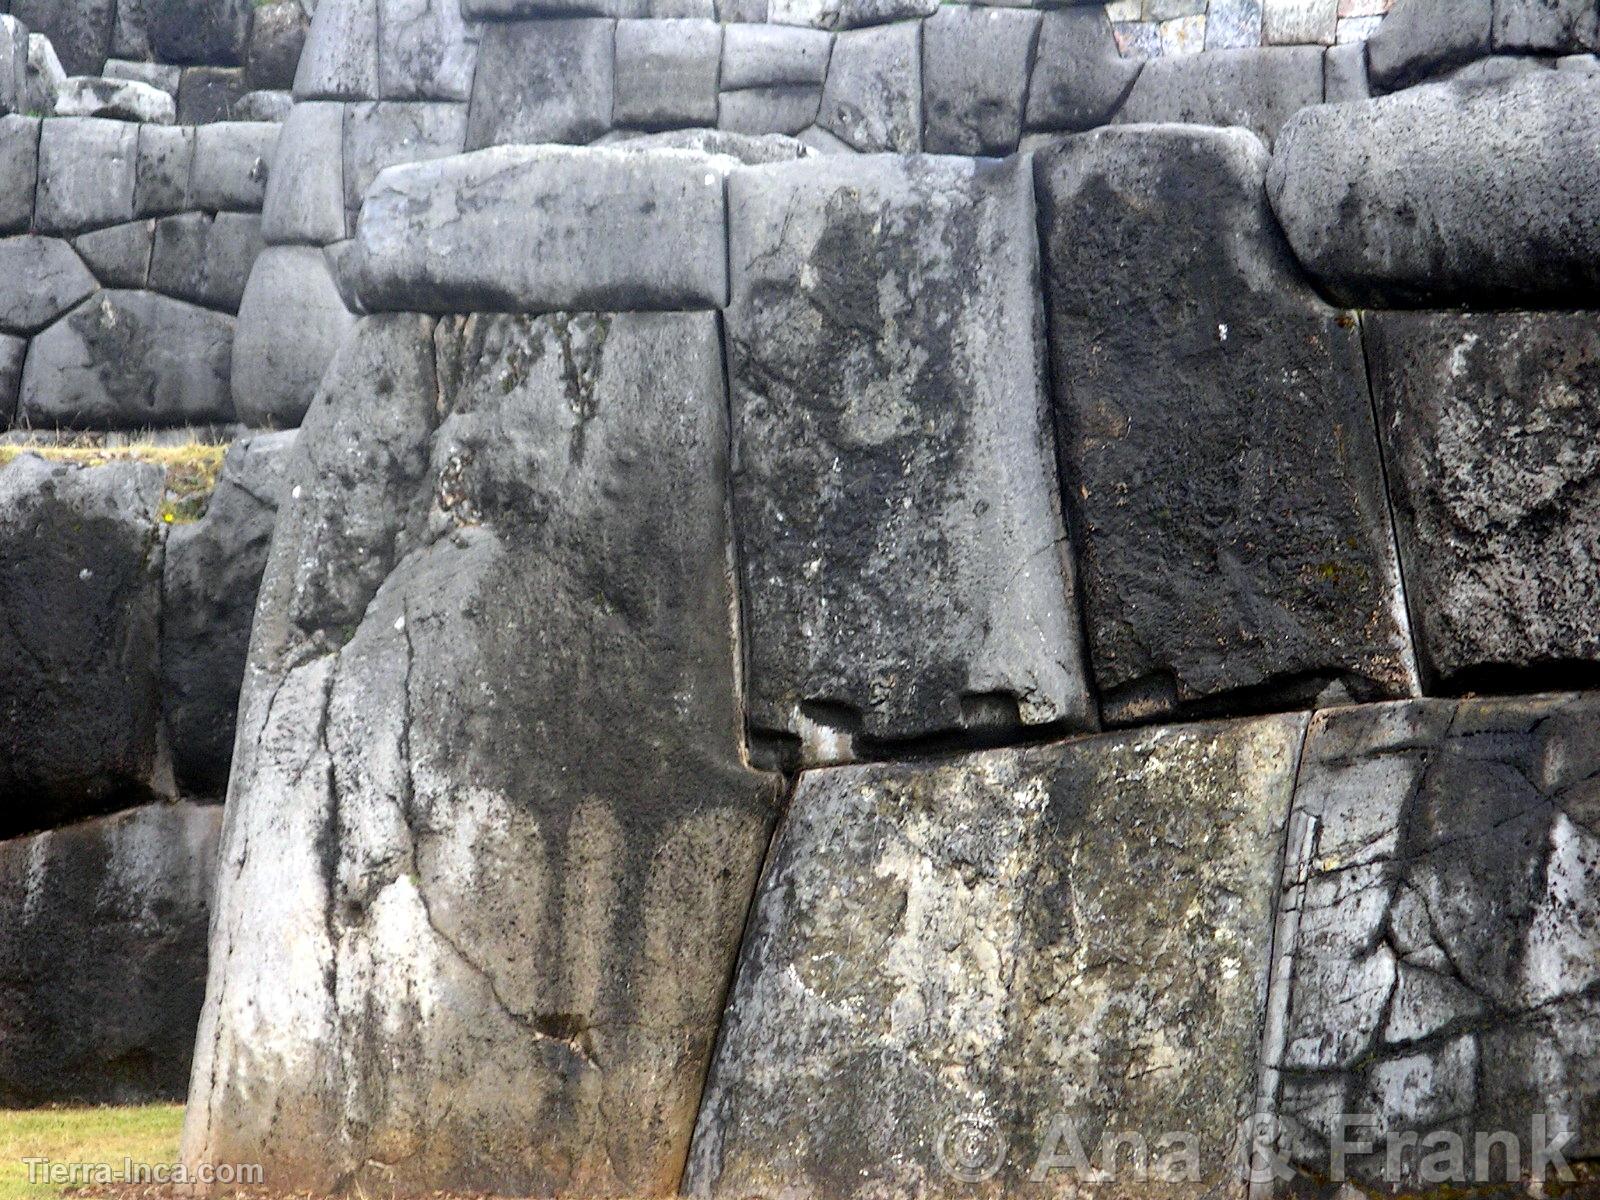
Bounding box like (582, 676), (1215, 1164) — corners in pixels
(687, 712), (1308, 1198)
(1036, 126), (1417, 727)
(181, 312), (781, 1197)
(725, 153), (1095, 764)
(1263, 694), (1600, 1193)
(464, 18), (615, 150)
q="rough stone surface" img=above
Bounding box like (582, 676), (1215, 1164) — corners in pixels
(20, 290), (235, 428)
(720, 23), (831, 89)
(182, 312), (780, 1196)
(190, 121), (278, 212)
(0, 456), (168, 838)
(74, 221), (155, 289)
(1492, 0), (1597, 53)
(34, 117), (138, 235)
(103, 59), (183, 97)
(1323, 38), (1370, 101)
(293, 0), (377, 99)
(1269, 72), (1600, 306)
(688, 713), (1307, 1198)
(922, 6), (1039, 156)
(1025, 6), (1141, 132)
(176, 65), (249, 123)
(162, 431), (295, 793)
(0, 802), (221, 1104)
(149, 212), (264, 312)
(465, 19), (614, 150)
(1365, 311), (1600, 688)
(1037, 127), (1416, 725)
(603, 127), (813, 162)
(767, 0), (937, 31)
(12, 0), (113, 77)
(817, 22), (921, 153)
(234, 88), (293, 121)
(1265, 695), (1600, 1191)
(0, 236), (99, 334)
(727, 154), (1093, 761)
(377, 0), (475, 100)
(614, 19), (721, 129)
(54, 76), (177, 124)
(134, 124), (194, 217)
(1366, 0), (1491, 90)
(150, 0), (253, 66)
(717, 84), (820, 135)
(0, 114), (36, 233)
(351, 145), (729, 314)
(246, 0), (310, 91)
(341, 100), (468, 212)
(0, 15), (24, 116)
(1113, 44), (1323, 144)
(231, 244), (355, 427)
(24, 33), (64, 116)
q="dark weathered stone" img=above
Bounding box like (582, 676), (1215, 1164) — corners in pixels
(246, 0), (310, 90)
(464, 19), (614, 150)
(162, 431), (295, 793)
(231, 244), (355, 427)
(182, 312), (780, 1196)
(149, 212), (264, 312)
(134, 124), (194, 218)
(11, 0), (113, 76)
(149, 0), (253, 66)
(1037, 127), (1416, 725)
(1113, 44), (1324, 144)
(1024, 5), (1141, 132)
(0, 456), (168, 838)
(0, 332), (22, 423)
(689, 712), (1307, 1198)
(716, 84), (819, 135)
(175, 66), (249, 123)
(1493, 0), (1598, 52)
(0, 114), (38, 233)
(0, 802), (221, 1104)
(613, 18), (721, 129)
(1366, 0), (1492, 90)
(720, 22), (830, 89)
(73, 220), (154, 288)
(727, 154), (1093, 761)
(816, 21), (921, 153)
(1264, 695), (1600, 1192)
(1271, 72), (1600, 307)
(0, 236), (98, 334)
(922, 6), (1039, 156)
(1365, 311), (1600, 688)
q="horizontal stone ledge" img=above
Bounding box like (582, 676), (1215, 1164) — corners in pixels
(345, 144), (733, 314)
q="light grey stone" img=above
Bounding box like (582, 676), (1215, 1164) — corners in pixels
(53, 76), (177, 123)
(112, 0), (153, 60)
(0, 15), (24, 115)
(0, 331), (22, 422)
(341, 100), (466, 212)
(922, 6), (1040, 155)
(1037, 126), (1416, 725)
(1493, 0), (1598, 52)
(182, 311), (779, 1196)
(716, 84), (820, 134)
(1323, 38), (1370, 99)
(1444, 52), (1558, 86)
(1268, 72), (1600, 305)
(190, 121), (278, 212)
(72, 220), (154, 287)
(1366, 0), (1491, 90)
(34, 117), (137, 234)
(795, 122), (855, 153)
(464, 19), (614, 150)
(463, 0), (644, 15)
(133, 123), (194, 217)
(149, 211), (264, 311)
(0, 114), (36, 232)
(614, 19), (720, 129)
(24, 33), (65, 116)
(350, 145), (730, 314)
(1559, 50), (1600, 69)
(1262, 0), (1337, 45)
(1266, 696), (1600, 1190)
(377, 0), (475, 100)
(260, 100), (345, 243)
(816, 21), (920, 152)
(20, 290), (234, 427)
(11, 0), (113, 76)
(0, 455), (168, 829)
(1206, 0), (1264, 48)
(601, 126), (814, 162)
(688, 713), (1308, 1197)
(232, 89), (293, 121)
(1113, 44), (1325, 143)
(1025, 5), (1142, 131)
(726, 154), (1093, 760)
(102, 58), (182, 96)
(766, 0), (937, 31)
(293, 0), (377, 99)
(230, 243), (356, 426)
(0, 236), (98, 333)
(0, 803), (220, 1104)
(720, 22), (831, 89)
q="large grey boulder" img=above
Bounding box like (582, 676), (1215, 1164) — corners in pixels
(0, 115), (37, 233)
(74, 220), (156, 288)
(176, 65), (249, 123)
(720, 23), (830, 89)
(182, 312), (780, 1195)
(1024, 5), (1141, 132)
(150, 0), (253, 66)
(53, 75), (177, 123)
(1113, 45), (1324, 144)
(1365, 311), (1600, 688)
(0, 802), (221, 1104)
(465, 19), (614, 149)
(0, 236), (98, 334)
(717, 85), (819, 136)
(922, 6), (1038, 156)
(613, 18), (721, 129)
(260, 100), (345, 243)
(350, 145), (730, 314)
(102, 58), (183, 97)
(341, 100), (467, 212)
(293, 0), (376, 99)
(0, 456), (169, 838)
(1366, 0), (1491, 90)
(689, 712), (1308, 1198)
(162, 431), (295, 793)
(726, 154), (1093, 763)
(23, 34), (63, 116)
(149, 211), (264, 311)
(190, 121), (279, 212)
(377, 0), (475, 100)
(230, 244), (356, 427)
(1265, 695), (1600, 1191)
(1036, 127), (1416, 726)
(1268, 72), (1600, 307)
(602, 127), (813, 163)
(134, 124), (194, 217)
(816, 21), (921, 152)
(33, 117), (137, 234)
(245, 0), (309, 91)
(20, 290), (235, 428)
(1493, 0), (1598, 53)
(11, 0), (113, 76)
(0, 15), (24, 116)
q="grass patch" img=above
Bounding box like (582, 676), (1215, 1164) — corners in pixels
(0, 1106), (183, 1200)
(0, 442), (229, 525)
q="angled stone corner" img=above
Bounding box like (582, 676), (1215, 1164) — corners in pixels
(183, 310), (781, 1196)
(726, 152), (1094, 765)
(688, 712), (1307, 1199)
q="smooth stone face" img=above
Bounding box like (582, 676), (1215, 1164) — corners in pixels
(134, 125), (194, 217)
(465, 19), (614, 150)
(53, 76), (177, 124)
(716, 84), (820, 135)
(0, 456), (169, 836)
(162, 430), (296, 792)
(922, 6), (1039, 155)
(1365, 311), (1600, 687)
(230, 244), (356, 427)
(1323, 38), (1370, 101)
(1036, 127), (1416, 725)
(0, 803), (221, 1104)
(182, 312), (779, 1196)
(190, 121), (279, 212)
(149, 0), (253, 66)
(1024, 6), (1142, 132)
(149, 212), (265, 312)
(766, 0), (937, 31)
(816, 21), (921, 152)
(726, 154), (1093, 760)
(720, 23), (831, 89)
(12, 0), (114, 76)
(1267, 695), (1600, 1189)
(293, 0), (377, 99)
(1366, 0), (1491, 90)
(350, 145), (730, 314)
(1113, 44), (1324, 144)
(688, 712), (1308, 1198)
(261, 100), (346, 243)
(1268, 73), (1600, 306)
(0, 115), (37, 233)
(34, 117), (138, 235)
(73, 220), (155, 288)
(246, 0), (310, 90)
(20, 290), (235, 428)
(613, 19), (721, 129)
(0, 236), (99, 334)
(376, 0), (475, 100)
(341, 100), (468, 212)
